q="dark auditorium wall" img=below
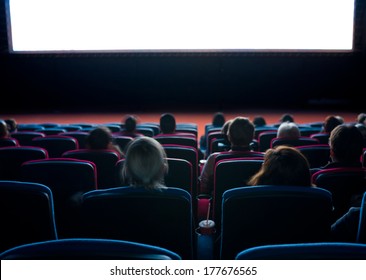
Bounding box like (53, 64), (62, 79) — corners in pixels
(1, 0), (366, 114)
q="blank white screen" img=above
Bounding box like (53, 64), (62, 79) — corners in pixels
(8, 0), (355, 52)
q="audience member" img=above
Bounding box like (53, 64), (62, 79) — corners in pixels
(117, 115), (143, 138)
(0, 120), (10, 138)
(331, 205), (361, 242)
(355, 123), (366, 147)
(248, 145), (311, 186)
(317, 124), (364, 170)
(279, 113), (295, 123)
(199, 116), (259, 194)
(321, 115), (343, 134)
(4, 118), (17, 133)
(122, 136), (168, 190)
(200, 112), (226, 150)
(276, 122), (300, 138)
(85, 126), (123, 157)
(357, 113), (366, 125)
(159, 113), (176, 134)
(253, 116), (267, 127)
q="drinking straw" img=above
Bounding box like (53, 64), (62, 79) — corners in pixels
(206, 202), (211, 226)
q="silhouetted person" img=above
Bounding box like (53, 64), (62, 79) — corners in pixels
(86, 126), (123, 157)
(248, 145), (311, 186)
(159, 113), (176, 134)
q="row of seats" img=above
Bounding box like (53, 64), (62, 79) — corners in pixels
(1, 180), (366, 259)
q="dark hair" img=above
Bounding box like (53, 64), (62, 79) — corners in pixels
(227, 117), (254, 147)
(86, 126), (113, 150)
(357, 113), (366, 124)
(329, 124), (363, 163)
(279, 113), (294, 123)
(160, 113), (176, 134)
(253, 116), (266, 127)
(323, 115), (342, 133)
(124, 115), (137, 132)
(212, 112), (226, 127)
(248, 145), (311, 186)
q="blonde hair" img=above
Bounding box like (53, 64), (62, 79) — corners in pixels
(123, 137), (168, 190)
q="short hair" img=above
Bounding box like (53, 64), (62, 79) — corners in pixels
(323, 115), (343, 133)
(86, 126), (113, 150)
(253, 116), (267, 127)
(277, 122), (300, 138)
(329, 124), (364, 163)
(227, 117), (254, 146)
(248, 145), (311, 186)
(123, 137), (168, 190)
(124, 115), (137, 132)
(357, 113), (366, 124)
(160, 113), (176, 134)
(279, 113), (294, 123)
(212, 112), (226, 127)
(4, 118), (17, 132)
(0, 120), (9, 138)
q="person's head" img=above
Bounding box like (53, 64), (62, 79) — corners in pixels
(248, 145), (311, 186)
(277, 122), (300, 138)
(279, 113), (294, 123)
(0, 120), (9, 138)
(123, 137), (168, 190)
(4, 118), (17, 133)
(355, 123), (366, 144)
(357, 113), (366, 125)
(227, 117), (254, 147)
(221, 119), (233, 142)
(253, 116), (267, 127)
(323, 115), (343, 133)
(160, 113), (176, 134)
(329, 124), (364, 163)
(86, 126), (113, 150)
(124, 115), (138, 132)
(212, 112), (226, 127)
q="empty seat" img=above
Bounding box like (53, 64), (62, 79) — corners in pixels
(0, 146), (48, 180)
(357, 191), (366, 243)
(0, 180), (58, 252)
(0, 238), (181, 260)
(235, 242), (366, 260)
(31, 135), (79, 158)
(0, 138), (19, 147)
(297, 144), (331, 168)
(10, 131), (46, 146)
(77, 186), (194, 259)
(63, 149), (121, 188)
(60, 131), (89, 149)
(220, 185), (333, 259)
(312, 167), (366, 222)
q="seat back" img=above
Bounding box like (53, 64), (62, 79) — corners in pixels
(258, 131), (278, 152)
(163, 145), (199, 195)
(235, 242), (366, 260)
(297, 144), (331, 168)
(220, 185), (333, 259)
(357, 191), (366, 243)
(312, 167), (366, 222)
(78, 187), (193, 259)
(60, 131), (89, 149)
(63, 149), (121, 189)
(0, 138), (19, 147)
(31, 135), (79, 158)
(115, 158), (193, 194)
(310, 133), (330, 144)
(0, 238), (181, 260)
(20, 158), (97, 237)
(155, 135), (197, 149)
(212, 158), (264, 223)
(10, 131), (46, 146)
(112, 136), (133, 153)
(0, 180), (57, 252)
(271, 136), (319, 148)
(0, 146), (48, 180)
